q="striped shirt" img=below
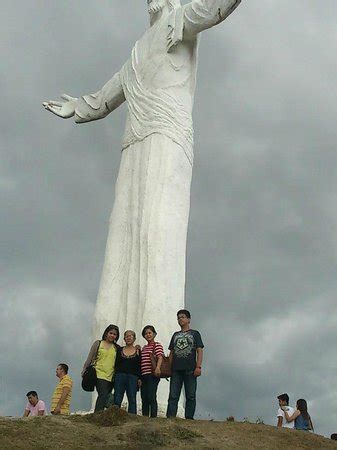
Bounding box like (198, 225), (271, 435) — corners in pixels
(141, 342), (164, 375)
(51, 374), (73, 414)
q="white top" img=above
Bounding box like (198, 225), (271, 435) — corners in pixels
(277, 406), (295, 428)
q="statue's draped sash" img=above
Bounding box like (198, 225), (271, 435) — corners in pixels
(120, 7), (194, 166)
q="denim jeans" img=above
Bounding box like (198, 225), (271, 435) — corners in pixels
(95, 378), (113, 412)
(166, 370), (197, 419)
(114, 373), (138, 414)
(141, 374), (160, 417)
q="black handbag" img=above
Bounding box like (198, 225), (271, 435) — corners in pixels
(81, 341), (101, 392)
(81, 365), (97, 392)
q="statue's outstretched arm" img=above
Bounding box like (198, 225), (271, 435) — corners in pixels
(182, 0), (241, 38)
(43, 72), (125, 123)
(75, 72), (125, 123)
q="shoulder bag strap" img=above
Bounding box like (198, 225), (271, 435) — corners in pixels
(93, 340), (101, 365)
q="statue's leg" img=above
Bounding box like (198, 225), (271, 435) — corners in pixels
(134, 133), (192, 414)
(94, 134), (192, 347)
(136, 133), (192, 346)
(93, 147), (136, 338)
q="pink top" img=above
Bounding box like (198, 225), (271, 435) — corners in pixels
(25, 400), (46, 416)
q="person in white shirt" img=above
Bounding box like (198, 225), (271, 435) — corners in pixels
(276, 393), (294, 428)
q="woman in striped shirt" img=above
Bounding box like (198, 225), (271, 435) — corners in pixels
(140, 325), (164, 417)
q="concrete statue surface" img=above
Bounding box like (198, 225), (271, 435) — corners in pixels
(43, 0), (241, 408)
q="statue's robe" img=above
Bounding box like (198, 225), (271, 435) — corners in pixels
(75, 0), (241, 349)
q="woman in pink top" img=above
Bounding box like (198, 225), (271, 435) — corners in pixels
(140, 325), (163, 417)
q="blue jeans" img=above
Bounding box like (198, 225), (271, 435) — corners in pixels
(114, 373), (138, 414)
(141, 374), (160, 417)
(166, 370), (197, 419)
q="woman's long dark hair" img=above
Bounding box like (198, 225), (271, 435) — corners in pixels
(296, 399), (309, 421)
(102, 324), (120, 342)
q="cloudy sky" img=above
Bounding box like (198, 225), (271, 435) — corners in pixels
(1, 0), (337, 438)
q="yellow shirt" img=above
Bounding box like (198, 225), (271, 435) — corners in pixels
(95, 342), (117, 382)
(51, 374), (73, 414)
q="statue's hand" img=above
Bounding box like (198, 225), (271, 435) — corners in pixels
(43, 94), (77, 119)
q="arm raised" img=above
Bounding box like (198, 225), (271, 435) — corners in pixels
(183, 0), (242, 38)
(43, 72), (125, 123)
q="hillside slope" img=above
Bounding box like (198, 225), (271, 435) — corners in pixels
(1, 407), (336, 449)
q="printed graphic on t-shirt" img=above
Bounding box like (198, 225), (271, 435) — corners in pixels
(175, 333), (195, 358)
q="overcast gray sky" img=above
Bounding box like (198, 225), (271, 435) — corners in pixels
(1, 0), (337, 438)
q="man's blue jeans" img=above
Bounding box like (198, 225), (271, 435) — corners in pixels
(114, 373), (138, 414)
(166, 370), (197, 419)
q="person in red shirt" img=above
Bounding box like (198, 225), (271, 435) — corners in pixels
(140, 325), (163, 417)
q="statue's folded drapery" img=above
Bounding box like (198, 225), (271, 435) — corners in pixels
(120, 42), (194, 166)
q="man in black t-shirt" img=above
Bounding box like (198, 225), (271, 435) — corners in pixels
(166, 309), (204, 419)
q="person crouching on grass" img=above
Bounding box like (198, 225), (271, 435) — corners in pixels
(23, 391), (46, 417)
(276, 393), (295, 428)
(166, 309), (204, 420)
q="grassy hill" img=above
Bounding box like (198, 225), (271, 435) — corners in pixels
(1, 407), (336, 449)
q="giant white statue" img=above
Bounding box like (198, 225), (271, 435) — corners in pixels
(44, 0), (241, 368)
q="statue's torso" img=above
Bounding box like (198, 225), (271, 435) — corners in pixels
(120, 10), (198, 165)
(134, 15), (199, 111)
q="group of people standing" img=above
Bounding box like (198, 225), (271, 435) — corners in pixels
(82, 309), (204, 419)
